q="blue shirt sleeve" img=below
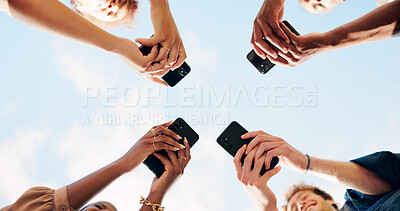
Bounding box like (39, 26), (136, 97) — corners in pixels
(350, 151), (400, 190)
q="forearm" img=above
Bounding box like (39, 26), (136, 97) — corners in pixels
(308, 156), (392, 195)
(7, 0), (120, 52)
(67, 161), (126, 209)
(323, 0), (400, 51)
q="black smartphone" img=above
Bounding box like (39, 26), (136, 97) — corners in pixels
(138, 41), (191, 87)
(217, 121), (279, 175)
(143, 118), (199, 178)
(247, 20), (300, 74)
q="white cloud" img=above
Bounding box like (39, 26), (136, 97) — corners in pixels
(183, 31), (219, 74)
(0, 129), (50, 204)
(0, 101), (20, 119)
(52, 41), (120, 94)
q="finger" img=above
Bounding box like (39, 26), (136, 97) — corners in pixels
(279, 22), (298, 44)
(277, 51), (299, 66)
(155, 126), (182, 141)
(266, 54), (288, 66)
(135, 36), (162, 47)
(250, 154), (266, 181)
(153, 142), (180, 152)
(183, 138), (191, 166)
(167, 42), (180, 67)
(259, 165), (281, 184)
(233, 145), (247, 180)
(156, 134), (185, 150)
(251, 27), (266, 59)
(154, 152), (172, 167)
(171, 46), (187, 69)
(143, 63), (167, 76)
(255, 142), (281, 161)
(155, 43), (172, 62)
(241, 130), (268, 140)
(166, 150), (179, 166)
(253, 24), (277, 59)
(260, 22), (288, 53)
(177, 147), (186, 167)
(159, 121), (174, 128)
(264, 148), (282, 169)
(242, 149), (257, 183)
(247, 133), (282, 154)
(272, 20), (290, 44)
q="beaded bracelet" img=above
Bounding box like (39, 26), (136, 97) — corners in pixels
(305, 154), (311, 174)
(140, 196), (165, 211)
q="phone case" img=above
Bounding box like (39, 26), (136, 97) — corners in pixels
(143, 118), (199, 178)
(138, 40), (190, 87)
(217, 121), (279, 175)
(247, 20), (301, 74)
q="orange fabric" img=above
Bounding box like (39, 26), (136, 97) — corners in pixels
(1, 186), (76, 211)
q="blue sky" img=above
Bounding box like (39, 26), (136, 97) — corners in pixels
(1, 0), (399, 210)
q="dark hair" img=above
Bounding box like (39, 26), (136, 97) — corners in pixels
(282, 183), (339, 211)
(70, 0), (138, 29)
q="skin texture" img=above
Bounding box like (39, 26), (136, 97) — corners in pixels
(2, 0), (186, 86)
(237, 130), (393, 209)
(252, 0), (400, 67)
(234, 145), (281, 211)
(67, 121), (187, 210)
(286, 191), (336, 211)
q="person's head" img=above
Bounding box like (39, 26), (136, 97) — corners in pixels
(282, 183), (339, 211)
(298, 0), (345, 14)
(80, 201), (117, 211)
(71, 0), (138, 28)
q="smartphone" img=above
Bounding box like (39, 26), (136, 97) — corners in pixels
(139, 41), (191, 87)
(217, 121), (279, 175)
(247, 20), (300, 74)
(143, 118), (199, 178)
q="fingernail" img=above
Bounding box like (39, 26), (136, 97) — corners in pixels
(179, 144), (185, 149)
(174, 147), (180, 151)
(177, 135), (182, 139)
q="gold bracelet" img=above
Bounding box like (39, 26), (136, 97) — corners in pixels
(140, 196), (165, 211)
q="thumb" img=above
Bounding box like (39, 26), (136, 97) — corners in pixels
(136, 36), (161, 47)
(145, 45), (158, 62)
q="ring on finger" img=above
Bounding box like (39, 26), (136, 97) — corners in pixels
(162, 46), (171, 51)
(150, 65), (155, 77)
(151, 128), (156, 137)
(153, 142), (156, 151)
(178, 157), (187, 160)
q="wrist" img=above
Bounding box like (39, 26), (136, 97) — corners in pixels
(147, 190), (165, 205)
(321, 27), (346, 52)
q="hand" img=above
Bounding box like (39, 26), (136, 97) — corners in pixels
(136, 0), (186, 71)
(252, 0), (289, 60)
(114, 37), (168, 86)
(147, 138), (191, 200)
(116, 121), (185, 174)
(234, 145), (281, 211)
(265, 23), (328, 67)
(242, 130), (308, 173)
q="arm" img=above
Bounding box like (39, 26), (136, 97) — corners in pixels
(307, 156), (392, 195)
(3, 0), (168, 85)
(233, 145), (281, 211)
(140, 138), (191, 211)
(243, 130), (392, 196)
(136, 0), (187, 72)
(271, 0), (400, 67)
(67, 122), (184, 209)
